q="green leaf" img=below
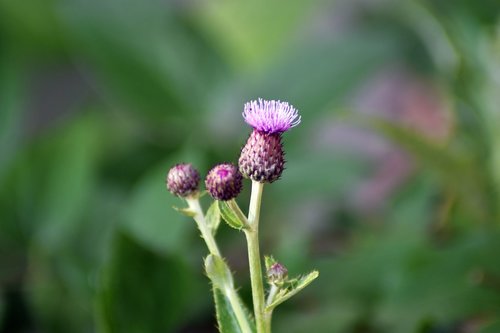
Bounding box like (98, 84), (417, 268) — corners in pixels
(194, 0), (318, 69)
(0, 54), (24, 182)
(60, 0), (222, 129)
(96, 231), (202, 333)
(218, 200), (248, 230)
(206, 201), (221, 235)
(367, 117), (494, 220)
(35, 114), (103, 253)
(479, 320), (500, 333)
(266, 271), (319, 311)
(204, 254), (234, 290)
(206, 255), (255, 333)
(264, 255), (277, 273)
(172, 206), (196, 218)
(213, 288), (256, 333)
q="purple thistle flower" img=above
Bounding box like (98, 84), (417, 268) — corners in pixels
(243, 98), (301, 134)
(239, 131), (285, 183)
(166, 163), (200, 198)
(239, 98), (300, 183)
(205, 163), (243, 201)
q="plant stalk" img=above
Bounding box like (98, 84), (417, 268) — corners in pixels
(186, 197), (252, 333)
(186, 197), (221, 257)
(263, 284), (278, 331)
(266, 285), (278, 307)
(245, 181), (267, 333)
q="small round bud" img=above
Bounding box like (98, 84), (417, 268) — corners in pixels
(267, 262), (288, 286)
(239, 130), (285, 183)
(205, 163), (243, 201)
(166, 163), (200, 197)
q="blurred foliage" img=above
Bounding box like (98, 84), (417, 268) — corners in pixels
(0, 0), (499, 332)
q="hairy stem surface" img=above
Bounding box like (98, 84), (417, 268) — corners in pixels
(186, 197), (221, 256)
(186, 197), (252, 333)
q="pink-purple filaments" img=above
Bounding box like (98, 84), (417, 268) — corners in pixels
(243, 98), (301, 134)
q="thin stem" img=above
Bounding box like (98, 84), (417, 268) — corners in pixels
(186, 197), (220, 256)
(266, 285), (278, 307)
(227, 199), (249, 227)
(263, 285), (278, 332)
(245, 181), (267, 333)
(248, 181), (264, 228)
(186, 197), (252, 333)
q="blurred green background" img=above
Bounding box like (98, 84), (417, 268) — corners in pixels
(1, 0), (500, 332)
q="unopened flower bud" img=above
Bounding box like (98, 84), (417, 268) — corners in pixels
(239, 130), (285, 183)
(205, 163), (243, 201)
(166, 163), (200, 198)
(267, 262), (288, 286)
(239, 98), (300, 183)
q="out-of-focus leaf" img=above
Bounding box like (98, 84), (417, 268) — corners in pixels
(277, 152), (367, 198)
(96, 232), (200, 333)
(122, 151), (204, 255)
(59, 0), (225, 130)
(28, 249), (95, 333)
(366, 117), (494, 221)
(479, 320), (500, 333)
(35, 114), (103, 252)
(250, 31), (401, 118)
(193, 0), (319, 69)
(304, 224), (500, 333)
(0, 55), (24, 182)
(0, 0), (65, 53)
(273, 305), (357, 333)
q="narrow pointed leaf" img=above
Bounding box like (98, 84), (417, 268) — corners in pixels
(172, 206), (196, 217)
(366, 117), (493, 220)
(213, 288), (256, 333)
(218, 200), (248, 230)
(266, 270), (319, 311)
(206, 201), (221, 235)
(206, 254), (256, 333)
(264, 255), (277, 273)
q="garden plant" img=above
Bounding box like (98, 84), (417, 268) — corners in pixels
(166, 99), (318, 333)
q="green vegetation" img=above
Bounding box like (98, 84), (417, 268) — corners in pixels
(0, 0), (499, 332)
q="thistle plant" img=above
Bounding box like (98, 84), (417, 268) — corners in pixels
(166, 99), (318, 333)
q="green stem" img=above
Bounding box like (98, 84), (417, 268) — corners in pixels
(266, 285), (278, 306)
(263, 285), (278, 332)
(186, 197), (220, 257)
(245, 181), (267, 333)
(186, 197), (252, 333)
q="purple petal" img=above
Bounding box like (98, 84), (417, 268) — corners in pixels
(243, 98), (301, 133)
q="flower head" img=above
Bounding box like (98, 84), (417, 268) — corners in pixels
(205, 163), (243, 201)
(243, 98), (301, 134)
(239, 131), (285, 183)
(166, 163), (200, 197)
(267, 262), (288, 287)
